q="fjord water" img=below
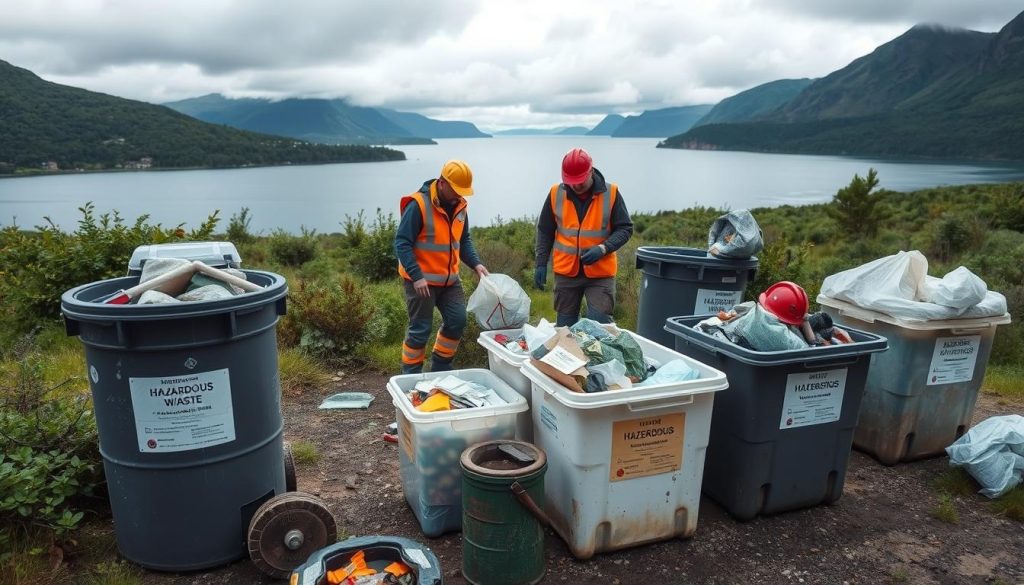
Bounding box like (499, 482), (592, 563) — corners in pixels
(2, 137), (1022, 234)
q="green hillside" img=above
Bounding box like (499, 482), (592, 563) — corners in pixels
(663, 11), (1024, 161)
(377, 108), (490, 139)
(0, 60), (404, 172)
(693, 78), (814, 126)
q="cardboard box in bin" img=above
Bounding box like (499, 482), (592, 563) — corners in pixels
(528, 328), (589, 392)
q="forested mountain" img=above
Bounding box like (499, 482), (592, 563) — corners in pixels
(165, 94), (489, 144)
(693, 79), (814, 126)
(612, 105), (714, 137)
(0, 61), (403, 172)
(662, 10), (1024, 161)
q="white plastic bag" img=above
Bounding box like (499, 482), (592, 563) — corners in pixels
(946, 415), (1024, 498)
(467, 274), (532, 330)
(819, 250), (1007, 321)
(523, 318), (556, 352)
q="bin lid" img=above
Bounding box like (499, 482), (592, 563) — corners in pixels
(128, 241), (241, 272)
(817, 295), (1011, 331)
(637, 246), (758, 269)
(665, 315), (889, 366)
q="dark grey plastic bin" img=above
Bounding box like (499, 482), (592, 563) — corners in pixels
(665, 315), (888, 521)
(61, 270), (287, 571)
(636, 247), (757, 347)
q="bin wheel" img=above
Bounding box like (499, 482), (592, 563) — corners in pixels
(283, 441), (298, 492)
(247, 492), (337, 579)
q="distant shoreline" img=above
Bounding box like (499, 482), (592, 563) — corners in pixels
(0, 158), (406, 180)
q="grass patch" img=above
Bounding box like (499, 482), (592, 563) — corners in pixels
(0, 529), (75, 585)
(990, 485), (1024, 522)
(290, 440), (320, 464)
(891, 567), (910, 582)
(982, 364), (1024, 401)
(364, 342), (402, 374)
(278, 347), (332, 395)
(83, 561), (141, 585)
(933, 467), (977, 497)
(931, 494), (960, 524)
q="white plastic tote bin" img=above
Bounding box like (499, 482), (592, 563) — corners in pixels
(520, 331), (728, 559)
(477, 328), (533, 442)
(819, 295), (1011, 465)
(387, 368), (528, 537)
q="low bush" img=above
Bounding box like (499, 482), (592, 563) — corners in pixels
(350, 209), (397, 282)
(268, 228), (317, 266)
(283, 275), (379, 361)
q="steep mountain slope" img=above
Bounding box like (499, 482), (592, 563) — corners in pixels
(377, 108), (489, 138)
(586, 114), (626, 136)
(693, 79), (814, 126)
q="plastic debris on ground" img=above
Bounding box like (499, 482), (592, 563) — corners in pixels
(407, 375), (508, 412)
(946, 415), (1024, 499)
(707, 209), (764, 259)
(318, 392), (375, 410)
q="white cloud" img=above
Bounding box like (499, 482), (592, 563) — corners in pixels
(1, 0), (1020, 130)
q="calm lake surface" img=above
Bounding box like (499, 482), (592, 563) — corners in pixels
(2, 137), (1023, 234)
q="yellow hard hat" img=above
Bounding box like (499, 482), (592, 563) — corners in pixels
(440, 160), (474, 196)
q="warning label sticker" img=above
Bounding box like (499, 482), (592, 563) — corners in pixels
(779, 368), (847, 429)
(694, 289), (743, 314)
(927, 335), (981, 386)
(610, 413), (685, 482)
(398, 411), (415, 463)
(129, 369), (235, 453)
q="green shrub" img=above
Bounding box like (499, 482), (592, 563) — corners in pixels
(341, 210), (368, 249)
(268, 228), (318, 266)
(350, 209), (397, 282)
(827, 168), (882, 237)
(0, 340), (103, 542)
(283, 275), (379, 361)
(225, 207), (255, 243)
(474, 239), (530, 283)
(0, 203), (218, 343)
(364, 283), (407, 344)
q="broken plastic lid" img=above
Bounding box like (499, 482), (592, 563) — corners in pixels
(318, 392), (374, 410)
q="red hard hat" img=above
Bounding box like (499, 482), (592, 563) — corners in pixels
(561, 148), (593, 185)
(758, 281), (809, 325)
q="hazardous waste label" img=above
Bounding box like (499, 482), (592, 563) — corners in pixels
(927, 335), (980, 385)
(610, 413), (685, 482)
(129, 369), (235, 453)
(694, 288), (743, 314)
(780, 368), (847, 429)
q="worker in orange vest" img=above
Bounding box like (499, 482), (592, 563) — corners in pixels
(534, 148), (633, 326)
(395, 160), (489, 373)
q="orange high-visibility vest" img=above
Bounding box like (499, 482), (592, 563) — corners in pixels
(550, 183), (618, 278)
(398, 181), (467, 287)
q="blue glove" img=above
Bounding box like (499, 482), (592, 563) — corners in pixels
(534, 266), (547, 290)
(580, 245), (605, 265)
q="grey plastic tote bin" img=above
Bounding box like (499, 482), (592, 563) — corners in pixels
(666, 315), (888, 521)
(61, 270), (288, 571)
(819, 295), (1011, 465)
(636, 247), (757, 347)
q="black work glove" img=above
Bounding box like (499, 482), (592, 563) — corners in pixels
(580, 246), (605, 265)
(534, 266), (547, 290)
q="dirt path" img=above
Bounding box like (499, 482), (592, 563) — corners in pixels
(138, 375), (1023, 585)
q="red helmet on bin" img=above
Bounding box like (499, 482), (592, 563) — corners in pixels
(561, 148), (593, 185)
(758, 281), (809, 325)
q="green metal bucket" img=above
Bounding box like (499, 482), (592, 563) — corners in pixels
(461, 440), (547, 585)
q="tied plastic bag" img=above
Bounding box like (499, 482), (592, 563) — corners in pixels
(946, 415), (1024, 499)
(586, 359), (632, 391)
(708, 209), (764, 259)
(467, 274), (532, 330)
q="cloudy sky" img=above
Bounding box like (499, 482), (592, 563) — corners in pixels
(2, 1), (1021, 131)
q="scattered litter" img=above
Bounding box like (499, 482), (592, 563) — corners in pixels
(947, 415), (1024, 498)
(319, 392), (375, 410)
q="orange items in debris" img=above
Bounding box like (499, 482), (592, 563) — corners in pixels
(416, 392), (452, 412)
(326, 550), (371, 584)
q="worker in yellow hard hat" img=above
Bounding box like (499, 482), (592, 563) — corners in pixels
(395, 160), (489, 373)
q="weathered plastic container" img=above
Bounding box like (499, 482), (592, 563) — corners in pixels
(127, 241), (241, 276)
(477, 328), (533, 442)
(386, 369), (527, 537)
(520, 329), (728, 559)
(666, 315), (888, 521)
(290, 536), (442, 585)
(636, 246), (758, 347)
(819, 296), (1011, 465)
(61, 270), (287, 570)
